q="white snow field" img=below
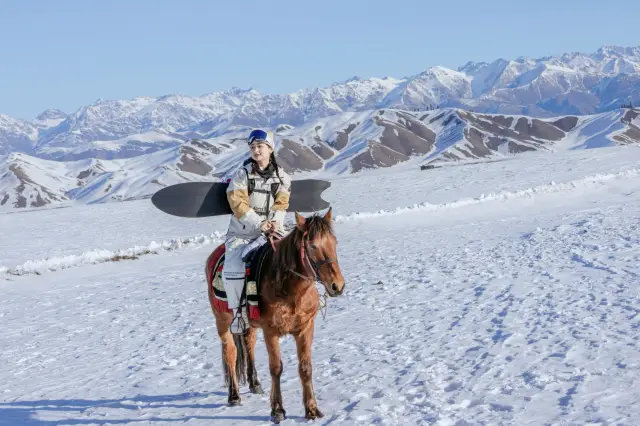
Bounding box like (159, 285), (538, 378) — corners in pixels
(1, 145), (640, 425)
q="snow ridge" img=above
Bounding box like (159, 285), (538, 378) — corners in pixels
(1, 231), (224, 278)
(334, 166), (640, 222)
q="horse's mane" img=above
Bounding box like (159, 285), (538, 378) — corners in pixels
(269, 214), (334, 295)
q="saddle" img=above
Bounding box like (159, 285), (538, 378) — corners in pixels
(205, 239), (273, 320)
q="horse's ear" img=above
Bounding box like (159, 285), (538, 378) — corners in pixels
(295, 211), (306, 229)
(323, 207), (332, 222)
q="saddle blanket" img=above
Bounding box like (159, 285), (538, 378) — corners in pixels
(205, 242), (267, 320)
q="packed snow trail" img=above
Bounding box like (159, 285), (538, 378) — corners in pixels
(1, 169), (640, 425)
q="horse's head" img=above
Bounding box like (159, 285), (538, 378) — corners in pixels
(294, 207), (345, 297)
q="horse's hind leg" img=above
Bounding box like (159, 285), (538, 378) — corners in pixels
(295, 322), (324, 419)
(244, 327), (264, 394)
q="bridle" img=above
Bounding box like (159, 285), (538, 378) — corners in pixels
(298, 230), (338, 284)
(268, 229), (337, 319)
(268, 230), (337, 286)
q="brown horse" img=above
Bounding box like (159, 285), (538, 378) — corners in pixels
(207, 208), (345, 423)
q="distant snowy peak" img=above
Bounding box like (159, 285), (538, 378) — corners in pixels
(596, 44), (640, 60)
(34, 108), (67, 126)
(409, 66), (471, 100)
(0, 114), (38, 135)
(323, 75), (403, 106)
(0, 114), (39, 155)
(456, 46), (640, 104)
(460, 45), (640, 76)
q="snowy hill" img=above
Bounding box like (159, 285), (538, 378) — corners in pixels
(1, 107), (639, 211)
(0, 139), (238, 210)
(0, 45), (639, 162)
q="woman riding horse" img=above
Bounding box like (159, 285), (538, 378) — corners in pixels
(210, 128), (346, 422)
(222, 128), (292, 335)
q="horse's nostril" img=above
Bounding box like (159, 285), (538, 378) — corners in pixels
(332, 283), (339, 292)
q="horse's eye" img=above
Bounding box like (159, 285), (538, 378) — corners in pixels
(310, 244), (317, 250)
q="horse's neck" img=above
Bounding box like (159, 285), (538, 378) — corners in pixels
(264, 238), (309, 296)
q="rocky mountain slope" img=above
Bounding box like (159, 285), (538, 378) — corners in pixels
(2, 107), (638, 211)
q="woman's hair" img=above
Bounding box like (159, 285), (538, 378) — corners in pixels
(270, 152), (283, 183)
(269, 152), (279, 170)
(242, 150), (283, 183)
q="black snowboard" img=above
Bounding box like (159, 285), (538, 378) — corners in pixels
(151, 179), (331, 218)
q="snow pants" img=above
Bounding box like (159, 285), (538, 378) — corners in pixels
(222, 236), (250, 309)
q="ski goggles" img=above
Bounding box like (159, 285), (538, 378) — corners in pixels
(247, 129), (272, 145)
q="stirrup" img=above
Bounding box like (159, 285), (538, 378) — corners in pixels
(230, 305), (248, 335)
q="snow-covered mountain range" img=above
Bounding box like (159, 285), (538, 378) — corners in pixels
(0, 44), (639, 210)
(1, 106), (638, 211)
(1, 44), (639, 160)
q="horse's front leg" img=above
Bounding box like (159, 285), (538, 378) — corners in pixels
(264, 329), (286, 423)
(244, 327), (264, 394)
(216, 325), (242, 406)
(295, 321), (324, 419)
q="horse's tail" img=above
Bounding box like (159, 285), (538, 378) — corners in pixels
(223, 334), (248, 387)
(234, 334), (247, 386)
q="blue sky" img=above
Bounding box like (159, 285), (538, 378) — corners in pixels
(1, 0), (638, 119)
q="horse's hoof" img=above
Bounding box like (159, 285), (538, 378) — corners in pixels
(305, 406), (324, 419)
(270, 408), (286, 424)
(228, 397), (242, 406)
(250, 384), (264, 394)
